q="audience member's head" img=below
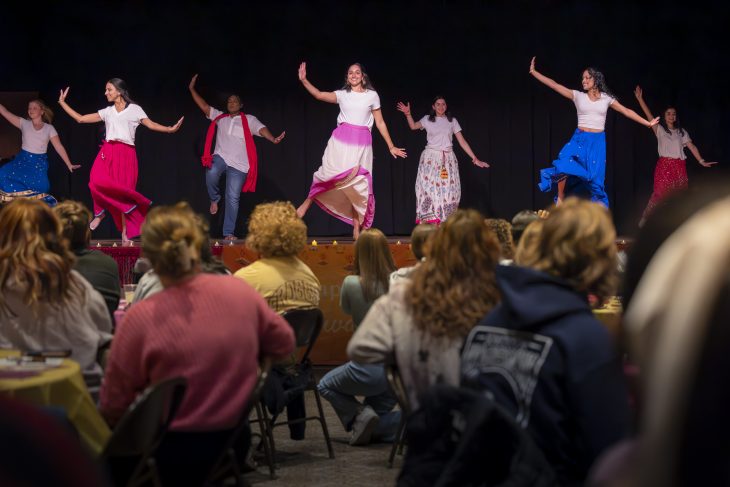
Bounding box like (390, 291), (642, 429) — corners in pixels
(518, 198), (617, 304)
(141, 203), (204, 282)
(485, 218), (515, 261)
(0, 199), (79, 314)
(54, 200), (92, 252)
(354, 228), (396, 302)
(511, 209), (540, 245)
(514, 219), (544, 266)
(410, 223), (437, 261)
(245, 201), (307, 258)
(408, 209), (501, 339)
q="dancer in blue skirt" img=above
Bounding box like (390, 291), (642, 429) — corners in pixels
(0, 99), (79, 205)
(529, 57), (659, 207)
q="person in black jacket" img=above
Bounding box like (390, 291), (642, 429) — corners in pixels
(461, 198), (630, 486)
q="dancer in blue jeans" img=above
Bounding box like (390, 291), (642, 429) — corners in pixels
(318, 229), (400, 445)
(189, 74), (285, 239)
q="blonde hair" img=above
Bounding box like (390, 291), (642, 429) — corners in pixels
(30, 99), (54, 124)
(517, 198), (617, 304)
(245, 201), (307, 258)
(485, 218), (515, 260)
(514, 219), (544, 266)
(141, 203), (204, 280)
(54, 200), (92, 251)
(354, 228), (396, 302)
(408, 209), (501, 339)
(0, 199), (80, 314)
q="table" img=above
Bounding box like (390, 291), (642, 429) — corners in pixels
(0, 350), (111, 455)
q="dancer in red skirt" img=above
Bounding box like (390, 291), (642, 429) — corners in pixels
(58, 78), (183, 244)
(634, 86), (717, 226)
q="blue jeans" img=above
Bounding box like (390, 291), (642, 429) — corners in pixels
(317, 361), (400, 442)
(206, 154), (247, 237)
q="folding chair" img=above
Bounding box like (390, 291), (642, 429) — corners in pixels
(255, 308), (335, 471)
(386, 362), (412, 468)
(100, 377), (187, 487)
(205, 358), (272, 485)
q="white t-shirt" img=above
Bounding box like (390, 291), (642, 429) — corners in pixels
(208, 107), (266, 173)
(419, 115), (462, 150)
(335, 89), (381, 129)
(97, 104), (148, 145)
(20, 119), (58, 154)
(655, 126), (691, 160)
(573, 90), (615, 131)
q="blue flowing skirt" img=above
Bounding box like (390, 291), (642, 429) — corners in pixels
(0, 150), (57, 205)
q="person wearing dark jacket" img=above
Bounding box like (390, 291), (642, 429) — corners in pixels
(461, 198), (630, 487)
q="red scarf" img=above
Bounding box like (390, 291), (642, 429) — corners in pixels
(201, 112), (257, 192)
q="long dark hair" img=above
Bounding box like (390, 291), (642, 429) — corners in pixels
(584, 67), (616, 99)
(658, 106), (686, 137)
(341, 63), (375, 92)
(107, 78), (135, 107)
(427, 95), (453, 123)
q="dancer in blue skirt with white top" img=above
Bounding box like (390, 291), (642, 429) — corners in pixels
(530, 57), (659, 207)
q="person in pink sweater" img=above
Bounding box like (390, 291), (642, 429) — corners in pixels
(99, 202), (295, 485)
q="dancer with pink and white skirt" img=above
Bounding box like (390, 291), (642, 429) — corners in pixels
(396, 96), (489, 224)
(296, 62), (406, 239)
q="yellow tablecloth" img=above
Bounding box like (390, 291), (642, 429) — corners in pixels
(0, 350), (110, 455)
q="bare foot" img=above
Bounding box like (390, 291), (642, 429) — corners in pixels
(296, 199), (312, 219)
(89, 214), (104, 230)
(210, 200), (218, 215)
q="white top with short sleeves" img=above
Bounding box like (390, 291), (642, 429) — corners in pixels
(208, 107), (266, 173)
(573, 90), (615, 131)
(419, 115), (462, 150)
(20, 119), (58, 154)
(335, 90), (381, 130)
(655, 126), (691, 160)
(97, 104), (148, 145)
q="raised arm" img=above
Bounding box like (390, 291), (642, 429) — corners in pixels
(633, 86), (658, 134)
(298, 62), (337, 104)
(49, 136), (81, 172)
(454, 131), (489, 168)
(188, 74), (211, 117)
(685, 141), (718, 167)
(396, 102), (423, 130)
(372, 109), (407, 159)
(140, 116), (184, 134)
(610, 100), (659, 128)
(529, 57), (574, 100)
(57, 87), (102, 123)
(258, 127), (286, 144)
(0, 103), (21, 128)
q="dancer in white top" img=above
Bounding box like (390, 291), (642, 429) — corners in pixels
(58, 78), (183, 244)
(0, 100), (79, 204)
(397, 96), (488, 224)
(296, 62), (406, 239)
(530, 57), (659, 207)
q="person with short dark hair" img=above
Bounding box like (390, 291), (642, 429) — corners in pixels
(511, 209), (540, 246)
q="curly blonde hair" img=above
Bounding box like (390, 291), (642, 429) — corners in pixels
(485, 218), (515, 260)
(517, 198), (618, 304)
(245, 201), (307, 258)
(408, 209), (501, 339)
(141, 203), (205, 281)
(0, 199), (81, 314)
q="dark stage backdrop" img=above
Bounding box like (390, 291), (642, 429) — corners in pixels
(2, 0), (728, 237)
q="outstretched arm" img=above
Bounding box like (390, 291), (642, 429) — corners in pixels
(49, 136), (81, 172)
(685, 141), (718, 167)
(529, 57), (574, 100)
(57, 87), (102, 123)
(633, 86), (658, 135)
(454, 131), (489, 168)
(396, 102), (423, 130)
(188, 74), (211, 117)
(372, 109), (406, 159)
(258, 127), (286, 144)
(610, 100), (660, 128)
(140, 116), (184, 134)
(0, 103), (21, 128)
(298, 62), (337, 104)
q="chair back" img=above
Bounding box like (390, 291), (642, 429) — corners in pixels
(386, 363), (412, 416)
(282, 308), (324, 363)
(101, 377), (187, 459)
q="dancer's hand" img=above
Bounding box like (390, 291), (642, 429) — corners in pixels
(58, 87), (70, 103)
(529, 56), (536, 75)
(389, 146), (407, 159)
(298, 62), (307, 81)
(189, 74), (198, 90)
(273, 131), (286, 144)
(473, 158), (490, 168)
(68, 164), (82, 172)
(396, 102), (411, 116)
(647, 117), (660, 128)
(699, 159), (718, 167)
(634, 85), (643, 100)
(168, 116), (184, 133)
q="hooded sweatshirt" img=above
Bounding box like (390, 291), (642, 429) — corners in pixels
(461, 264), (630, 486)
